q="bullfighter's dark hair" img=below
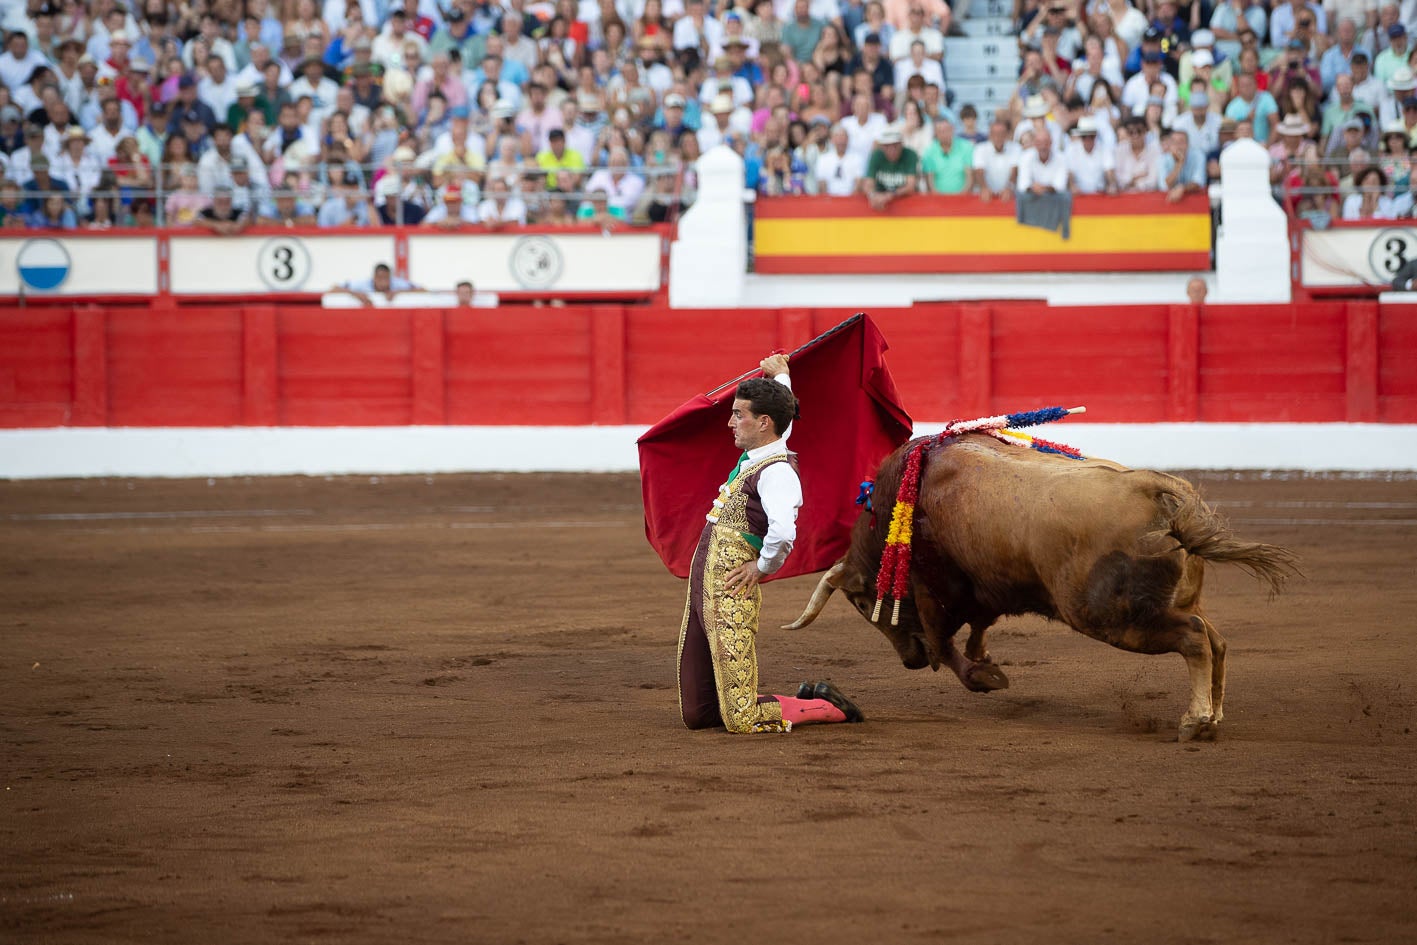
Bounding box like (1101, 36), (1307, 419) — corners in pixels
(734, 378), (799, 437)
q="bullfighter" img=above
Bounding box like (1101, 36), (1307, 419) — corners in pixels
(676, 353), (866, 734)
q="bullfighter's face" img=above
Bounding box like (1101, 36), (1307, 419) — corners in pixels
(729, 398), (774, 451)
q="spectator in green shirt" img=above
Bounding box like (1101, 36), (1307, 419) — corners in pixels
(536, 129), (587, 192)
(920, 120), (975, 194)
(861, 127), (919, 211)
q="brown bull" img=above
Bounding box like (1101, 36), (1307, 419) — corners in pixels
(785, 434), (1299, 741)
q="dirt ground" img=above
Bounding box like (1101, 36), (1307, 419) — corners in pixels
(2, 469), (1415, 945)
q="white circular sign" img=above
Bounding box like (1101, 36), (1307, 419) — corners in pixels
(257, 238), (313, 290)
(16, 238), (72, 291)
(509, 236), (564, 289)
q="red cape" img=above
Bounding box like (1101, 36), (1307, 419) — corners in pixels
(637, 313), (914, 580)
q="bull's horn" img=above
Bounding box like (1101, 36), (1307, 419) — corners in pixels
(781, 562), (846, 630)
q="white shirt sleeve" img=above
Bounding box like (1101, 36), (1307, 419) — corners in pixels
(756, 371), (801, 574)
(755, 461), (802, 574)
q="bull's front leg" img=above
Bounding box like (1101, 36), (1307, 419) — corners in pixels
(910, 582), (1009, 693)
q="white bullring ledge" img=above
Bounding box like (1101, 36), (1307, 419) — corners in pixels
(2, 424), (1416, 479)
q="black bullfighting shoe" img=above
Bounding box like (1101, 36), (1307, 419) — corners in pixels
(813, 681), (865, 723)
(796, 681), (818, 700)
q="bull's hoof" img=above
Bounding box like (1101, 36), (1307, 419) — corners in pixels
(1177, 716), (1219, 743)
(963, 662), (1009, 692)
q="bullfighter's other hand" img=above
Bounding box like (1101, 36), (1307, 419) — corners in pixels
(760, 353), (789, 378)
(724, 560), (763, 598)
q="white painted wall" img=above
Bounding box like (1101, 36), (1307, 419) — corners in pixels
(2, 424), (1414, 479)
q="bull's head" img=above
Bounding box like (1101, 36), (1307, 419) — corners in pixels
(783, 560), (932, 670)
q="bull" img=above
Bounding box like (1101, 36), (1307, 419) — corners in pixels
(785, 434), (1299, 741)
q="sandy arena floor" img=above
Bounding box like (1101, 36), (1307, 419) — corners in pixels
(2, 470), (1415, 944)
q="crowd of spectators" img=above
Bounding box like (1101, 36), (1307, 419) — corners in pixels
(1, 0), (1416, 232)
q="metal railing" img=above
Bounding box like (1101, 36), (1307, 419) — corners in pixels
(1, 158), (693, 230)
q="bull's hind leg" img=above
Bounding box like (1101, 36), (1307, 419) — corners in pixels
(1197, 616), (1227, 725)
(1076, 617), (1216, 742)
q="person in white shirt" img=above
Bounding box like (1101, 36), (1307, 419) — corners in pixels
(1173, 91), (1222, 154)
(893, 39), (946, 91)
(421, 182), (481, 226)
(1018, 128), (1070, 192)
(840, 92), (888, 163)
(585, 147), (646, 213)
(677, 353), (865, 735)
(815, 123), (866, 194)
(974, 118), (1020, 198)
(478, 176), (528, 227)
(198, 54), (240, 123)
(888, 6), (944, 62)
(87, 97), (134, 163)
(673, 0), (724, 52)
(0, 32), (51, 92)
(1121, 50), (1179, 116)
(1064, 117), (1116, 193)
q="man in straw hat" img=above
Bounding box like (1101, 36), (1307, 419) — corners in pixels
(1064, 116), (1115, 194)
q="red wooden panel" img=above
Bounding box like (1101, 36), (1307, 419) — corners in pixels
(107, 307), (243, 426)
(410, 309), (447, 425)
(991, 305), (1170, 421)
(0, 309), (73, 426)
(867, 306), (962, 420)
(241, 306), (279, 426)
(1345, 302), (1379, 422)
(1198, 305), (1347, 421)
(589, 306), (626, 425)
(622, 309), (779, 424)
(1167, 304), (1199, 421)
(1378, 305), (1417, 421)
(278, 309), (413, 425)
(445, 307), (592, 425)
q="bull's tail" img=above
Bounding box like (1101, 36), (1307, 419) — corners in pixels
(1159, 486), (1301, 597)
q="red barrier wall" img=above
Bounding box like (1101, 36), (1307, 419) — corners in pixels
(1, 300), (1412, 427)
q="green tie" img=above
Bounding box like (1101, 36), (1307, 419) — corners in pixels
(726, 451), (750, 485)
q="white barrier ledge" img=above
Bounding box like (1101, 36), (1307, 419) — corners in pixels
(2, 424), (1416, 479)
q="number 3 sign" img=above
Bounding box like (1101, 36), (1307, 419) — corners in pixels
(257, 238), (313, 290)
(1367, 228), (1417, 282)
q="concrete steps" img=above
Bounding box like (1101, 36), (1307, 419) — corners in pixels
(943, 5), (1019, 122)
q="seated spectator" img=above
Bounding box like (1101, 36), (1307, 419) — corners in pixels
(759, 145), (808, 194)
(262, 188), (317, 225)
(920, 118), (973, 193)
(1174, 91), (1222, 155)
(535, 128), (587, 192)
(814, 123), (865, 195)
(1282, 142), (1340, 221)
(318, 180), (373, 227)
(1378, 121), (1411, 191)
(1114, 117), (1162, 191)
(1343, 165), (1396, 218)
(974, 119), (1020, 199)
(480, 175), (528, 227)
(27, 192), (77, 229)
(1017, 128), (1068, 194)
(335, 263), (419, 306)
(860, 125), (918, 211)
(1224, 71), (1279, 143)
(195, 185), (249, 234)
(576, 187), (622, 226)
(1269, 113), (1314, 185)
(1159, 129), (1207, 201)
(0, 178), (28, 228)
(422, 180), (480, 227)
(1337, 166), (1394, 219)
(1064, 117), (1115, 194)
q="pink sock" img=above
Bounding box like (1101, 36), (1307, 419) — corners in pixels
(773, 695), (847, 726)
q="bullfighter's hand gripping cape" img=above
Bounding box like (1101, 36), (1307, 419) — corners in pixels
(637, 313), (915, 580)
